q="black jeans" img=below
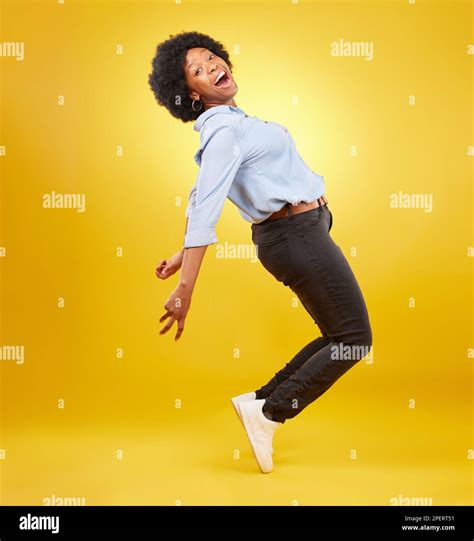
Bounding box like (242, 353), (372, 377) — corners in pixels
(251, 203), (372, 423)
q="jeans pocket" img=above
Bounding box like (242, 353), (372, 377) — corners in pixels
(298, 207), (325, 231)
(253, 226), (286, 248)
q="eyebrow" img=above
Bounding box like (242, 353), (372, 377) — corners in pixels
(187, 48), (207, 71)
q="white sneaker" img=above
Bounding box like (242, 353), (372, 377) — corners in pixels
(230, 391), (256, 427)
(231, 392), (274, 455)
(238, 399), (281, 474)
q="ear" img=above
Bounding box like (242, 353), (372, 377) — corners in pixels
(189, 91), (200, 101)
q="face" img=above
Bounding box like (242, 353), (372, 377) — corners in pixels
(183, 47), (238, 110)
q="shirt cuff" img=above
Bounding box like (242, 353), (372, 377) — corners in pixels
(184, 228), (217, 248)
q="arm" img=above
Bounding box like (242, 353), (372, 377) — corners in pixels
(183, 123), (243, 248)
(178, 218), (208, 295)
(180, 245), (208, 293)
(159, 123), (243, 340)
(154, 197), (192, 280)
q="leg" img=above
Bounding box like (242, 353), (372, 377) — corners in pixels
(263, 337), (371, 423)
(254, 335), (331, 400)
(252, 204), (331, 400)
(253, 205), (372, 424)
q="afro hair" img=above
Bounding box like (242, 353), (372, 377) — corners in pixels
(148, 31), (234, 123)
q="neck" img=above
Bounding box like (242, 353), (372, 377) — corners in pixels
(204, 98), (237, 110)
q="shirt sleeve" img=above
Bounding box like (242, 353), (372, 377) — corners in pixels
(185, 181), (197, 218)
(184, 123), (243, 248)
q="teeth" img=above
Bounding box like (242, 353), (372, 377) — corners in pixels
(215, 70), (226, 85)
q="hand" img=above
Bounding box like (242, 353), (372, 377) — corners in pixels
(159, 283), (191, 340)
(155, 250), (184, 280)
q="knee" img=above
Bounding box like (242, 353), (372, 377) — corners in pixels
(343, 324), (372, 361)
(339, 323), (372, 348)
(358, 324), (372, 349)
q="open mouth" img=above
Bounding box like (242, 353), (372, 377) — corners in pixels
(214, 70), (233, 89)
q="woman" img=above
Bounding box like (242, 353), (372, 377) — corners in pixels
(148, 31), (372, 474)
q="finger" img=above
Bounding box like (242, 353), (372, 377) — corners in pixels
(155, 264), (166, 277)
(157, 265), (172, 279)
(159, 309), (172, 323)
(174, 319), (185, 341)
(159, 314), (177, 335)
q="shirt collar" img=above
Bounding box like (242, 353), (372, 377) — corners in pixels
(193, 104), (246, 132)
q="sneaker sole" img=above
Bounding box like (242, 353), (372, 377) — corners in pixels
(230, 397), (245, 428)
(238, 404), (273, 474)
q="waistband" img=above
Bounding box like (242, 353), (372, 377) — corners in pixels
(255, 196), (328, 226)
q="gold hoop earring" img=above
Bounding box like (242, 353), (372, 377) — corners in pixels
(192, 98), (203, 112)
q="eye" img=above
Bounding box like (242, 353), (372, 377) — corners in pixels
(194, 53), (214, 76)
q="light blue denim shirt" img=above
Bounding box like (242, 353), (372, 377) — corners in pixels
(184, 104), (325, 248)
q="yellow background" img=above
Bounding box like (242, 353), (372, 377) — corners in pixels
(0, 0), (472, 505)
